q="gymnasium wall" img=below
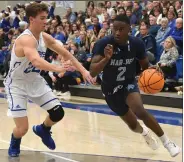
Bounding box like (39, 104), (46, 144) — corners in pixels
(0, 1), (88, 15)
(0, 1), (119, 16)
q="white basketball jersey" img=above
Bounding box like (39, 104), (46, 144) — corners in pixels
(5, 29), (47, 84)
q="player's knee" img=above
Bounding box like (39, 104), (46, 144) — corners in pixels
(17, 127), (29, 137)
(47, 105), (65, 122)
(136, 108), (148, 120)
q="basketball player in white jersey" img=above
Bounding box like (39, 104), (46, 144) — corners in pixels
(4, 2), (95, 157)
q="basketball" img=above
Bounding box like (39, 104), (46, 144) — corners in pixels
(138, 69), (165, 94)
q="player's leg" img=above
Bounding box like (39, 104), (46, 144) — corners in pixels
(126, 90), (180, 157)
(32, 103), (64, 150)
(9, 117), (29, 157)
(13, 117), (29, 138)
(30, 84), (64, 150)
(105, 91), (147, 133)
(5, 87), (28, 157)
(126, 92), (164, 136)
(43, 104), (64, 128)
(119, 107), (143, 134)
(105, 90), (159, 150)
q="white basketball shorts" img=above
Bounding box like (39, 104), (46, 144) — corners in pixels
(4, 77), (61, 118)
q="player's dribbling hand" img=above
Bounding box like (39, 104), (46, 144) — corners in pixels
(104, 44), (113, 60)
(148, 63), (163, 75)
(82, 70), (96, 85)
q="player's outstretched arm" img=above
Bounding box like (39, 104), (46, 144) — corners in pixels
(43, 32), (95, 84)
(21, 35), (66, 73)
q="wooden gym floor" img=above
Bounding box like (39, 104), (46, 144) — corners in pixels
(0, 93), (182, 162)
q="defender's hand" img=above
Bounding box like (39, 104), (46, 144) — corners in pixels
(82, 70), (96, 85)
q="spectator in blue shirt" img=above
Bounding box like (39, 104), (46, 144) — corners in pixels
(66, 7), (77, 24)
(126, 9), (138, 25)
(85, 18), (93, 30)
(0, 48), (6, 64)
(149, 16), (160, 37)
(167, 11), (176, 29)
(54, 26), (66, 44)
(156, 17), (171, 44)
(48, 1), (55, 19)
(155, 17), (171, 58)
(1, 12), (11, 33)
(12, 10), (21, 29)
(133, 1), (142, 23)
(73, 30), (81, 45)
(139, 24), (157, 64)
(165, 18), (183, 53)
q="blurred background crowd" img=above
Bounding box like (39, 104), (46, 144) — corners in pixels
(0, 0), (183, 98)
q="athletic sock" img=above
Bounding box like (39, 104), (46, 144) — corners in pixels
(12, 133), (21, 140)
(141, 125), (149, 136)
(41, 123), (51, 131)
(159, 134), (170, 145)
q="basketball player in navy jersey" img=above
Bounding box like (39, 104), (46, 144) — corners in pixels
(90, 14), (180, 157)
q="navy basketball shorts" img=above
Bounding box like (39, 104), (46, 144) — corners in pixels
(103, 82), (140, 116)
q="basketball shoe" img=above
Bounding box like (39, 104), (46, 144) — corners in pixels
(32, 124), (56, 150)
(164, 140), (181, 157)
(142, 125), (159, 150)
(8, 134), (21, 157)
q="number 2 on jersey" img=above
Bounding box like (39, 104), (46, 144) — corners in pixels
(116, 67), (126, 81)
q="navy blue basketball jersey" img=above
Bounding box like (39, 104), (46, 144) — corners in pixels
(92, 35), (146, 93)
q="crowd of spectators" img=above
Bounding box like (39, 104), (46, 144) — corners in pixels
(0, 1), (183, 97)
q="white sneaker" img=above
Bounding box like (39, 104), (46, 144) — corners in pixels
(61, 91), (71, 96)
(61, 91), (71, 100)
(164, 141), (181, 157)
(56, 91), (62, 96)
(53, 90), (57, 94)
(142, 126), (159, 150)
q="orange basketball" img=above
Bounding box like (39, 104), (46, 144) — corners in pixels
(138, 69), (165, 94)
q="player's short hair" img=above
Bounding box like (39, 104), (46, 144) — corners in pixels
(114, 14), (130, 25)
(26, 2), (48, 23)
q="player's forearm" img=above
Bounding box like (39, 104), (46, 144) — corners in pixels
(139, 57), (150, 71)
(32, 57), (63, 73)
(69, 56), (87, 74)
(51, 44), (87, 75)
(90, 58), (109, 77)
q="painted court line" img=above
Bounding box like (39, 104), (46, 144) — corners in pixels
(42, 152), (80, 162)
(0, 139), (80, 162)
(0, 139), (175, 162)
